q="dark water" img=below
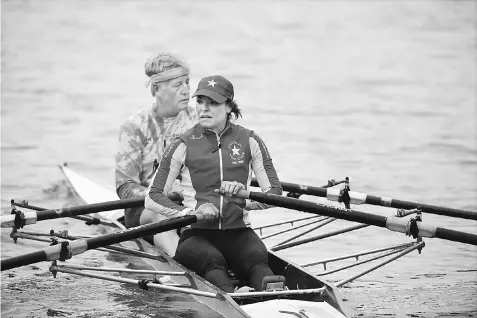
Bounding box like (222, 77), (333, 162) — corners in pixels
(1, 1), (476, 317)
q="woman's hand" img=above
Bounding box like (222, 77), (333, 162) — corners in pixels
(194, 203), (219, 221)
(214, 181), (246, 208)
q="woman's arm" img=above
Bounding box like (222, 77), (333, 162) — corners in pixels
(247, 131), (283, 210)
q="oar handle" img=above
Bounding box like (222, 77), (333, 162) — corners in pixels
(195, 213), (206, 222)
(236, 190), (251, 199)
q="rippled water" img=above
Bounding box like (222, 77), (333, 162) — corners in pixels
(1, 1), (476, 317)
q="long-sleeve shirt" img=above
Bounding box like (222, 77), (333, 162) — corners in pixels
(145, 122), (282, 230)
(115, 103), (197, 199)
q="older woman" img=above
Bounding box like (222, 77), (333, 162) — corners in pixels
(145, 75), (282, 292)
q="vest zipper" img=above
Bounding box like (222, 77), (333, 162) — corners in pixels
(213, 126), (230, 230)
(216, 133), (224, 229)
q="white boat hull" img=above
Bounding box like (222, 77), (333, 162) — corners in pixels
(59, 164), (347, 318)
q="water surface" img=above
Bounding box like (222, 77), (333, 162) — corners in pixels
(1, 1), (476, 317)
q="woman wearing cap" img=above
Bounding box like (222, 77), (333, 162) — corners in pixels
(145, 75), (282, 292)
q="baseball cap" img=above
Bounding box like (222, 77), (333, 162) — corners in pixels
(192, 75), (234, 103)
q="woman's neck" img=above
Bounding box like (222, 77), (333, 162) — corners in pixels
(211, 121), (228, 135)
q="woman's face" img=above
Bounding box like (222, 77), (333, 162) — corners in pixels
(196, 95), (231, 132)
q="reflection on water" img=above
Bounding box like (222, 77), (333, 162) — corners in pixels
(1, 0), (476, 317)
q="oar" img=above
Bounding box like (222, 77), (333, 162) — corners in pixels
(251, 178), (345, 198)
(251, 178), (477, 220)
(1, 197), (144, 229)
(11, 200), (116, 227)
(1, 214), (203, 271)
(235, 190), (477, 246)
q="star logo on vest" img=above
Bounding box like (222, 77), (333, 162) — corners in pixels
(207, 79), (217, 87)
(231, 145), (240, 156)
(228, 141), (244, 164)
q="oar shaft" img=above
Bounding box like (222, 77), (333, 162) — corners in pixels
(11, 201), (116, 227)
(85, 215), (197, 250)
(2, 197), (145, 228)
(1, 215), (201, 271)
(2, 251), (48, 271)
(435, 227), (477, 246)
(369, 197), (477, 221)
(237, 191), (477, 246)
(251, 178), (477, 220)
(36, 197), (144, 221)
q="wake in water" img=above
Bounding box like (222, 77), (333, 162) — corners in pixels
(42, 179), (80, 204)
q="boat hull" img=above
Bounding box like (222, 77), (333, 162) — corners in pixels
(59, 164), (347, 317)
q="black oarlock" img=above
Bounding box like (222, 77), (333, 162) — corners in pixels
(11, 208), (26, 230)
(58, 241), (72, 262)
(406, 218), (420, 239)
(138, 279), (151, 290)
(338, 177), (351, 209)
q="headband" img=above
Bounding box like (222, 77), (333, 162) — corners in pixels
(145, 67), (189, 87)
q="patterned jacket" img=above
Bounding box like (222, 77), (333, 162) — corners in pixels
(145, 122), (282, 229)
(115, 104), (197, 199)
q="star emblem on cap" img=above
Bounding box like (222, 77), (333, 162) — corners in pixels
(207, 79), (217, 87)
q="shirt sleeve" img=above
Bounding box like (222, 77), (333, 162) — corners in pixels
(115, 122), (148, 199)
(246, 131), (283, 210)
(145, 138), (192, 217)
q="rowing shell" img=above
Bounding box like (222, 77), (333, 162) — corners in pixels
(59, 164), (347, 318)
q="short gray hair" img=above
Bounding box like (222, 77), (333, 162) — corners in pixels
(145, 53), (190, 96)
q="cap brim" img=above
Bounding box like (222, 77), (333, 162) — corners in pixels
(193, 89), (227, 103)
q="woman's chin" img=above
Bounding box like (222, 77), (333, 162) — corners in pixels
(199, 118), (213, 128)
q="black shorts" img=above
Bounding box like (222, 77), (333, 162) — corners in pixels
(174, 228), (269, 279)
